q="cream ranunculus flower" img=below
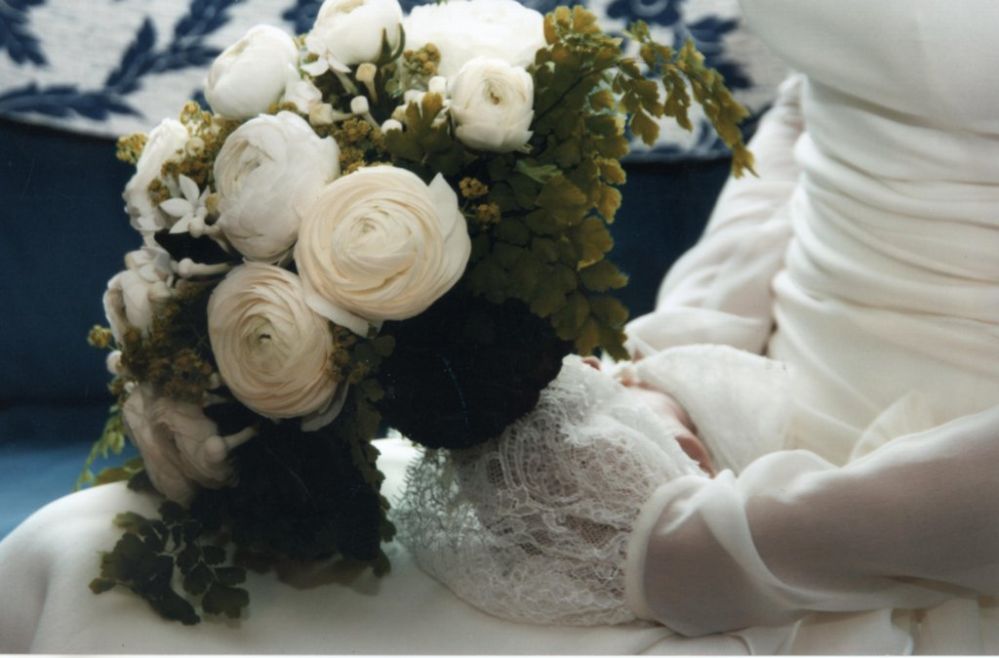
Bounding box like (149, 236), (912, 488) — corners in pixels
(295, 167), (471, 334)
(103, 246), (174, 342)
(404, 0), (545, 78)
(122, 384), (235, 505)
(450, 57), (534, 153)
(303, 0), (403, 76)
(207, 263), (339, 419)
(204, 25), (301, 120)
(123, 119), (189, 234)
(214, 111), (339, 262)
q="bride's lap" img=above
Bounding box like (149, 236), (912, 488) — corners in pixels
(0, 438), (747, 654)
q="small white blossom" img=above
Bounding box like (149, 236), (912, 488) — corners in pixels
(123, 119), (189, 234)
(160, 175), (211, 237)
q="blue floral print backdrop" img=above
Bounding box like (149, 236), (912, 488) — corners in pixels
(0, 0), (786, 160)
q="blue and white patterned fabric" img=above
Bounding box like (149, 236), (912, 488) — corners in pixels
(0, 0), (786, 161)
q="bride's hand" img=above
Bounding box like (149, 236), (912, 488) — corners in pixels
(584, 357), (716, 476)
(629, 386), (715, 477)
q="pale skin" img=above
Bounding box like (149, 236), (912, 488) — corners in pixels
(582, 357), (716, 477)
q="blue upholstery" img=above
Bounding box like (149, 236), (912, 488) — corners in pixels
(0, 404), (138, 538)
(0, 117), (730, 539)
(0, 119), (139, 403)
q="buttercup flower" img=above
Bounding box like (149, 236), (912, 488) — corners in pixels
(205, 25), (300, 120)
(304, 0), (403, 75)
(103, 247), (174, 341)
(214, 112), (339, 262)
(123, 119), (189, 234)
(295, 166), (471, 334)
(450, 57), (534, 152)
(207, 263), (339, 419)
(122, 384), (236, 505)
(404, 0), (545, 78)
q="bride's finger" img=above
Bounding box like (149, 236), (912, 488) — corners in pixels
(676, 433), (716, 477)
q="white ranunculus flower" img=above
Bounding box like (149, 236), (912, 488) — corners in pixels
(103, 246), (174, 342)
(450, 57), (534, 152)
(214, 111), (339, 262)
(122, 384), (234, 505)
(282, 78), (323, 114)
(303, 0), (403, 76)
(123, 119), (189, 234)
(295, 167), (471, 334)
(208, 263), (340, 419)
(404, 0), (545, 78)
(205, 25), (301, 120)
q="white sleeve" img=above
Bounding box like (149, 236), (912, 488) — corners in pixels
(626, 74), (804, 357)
(625, 404), (999, 636)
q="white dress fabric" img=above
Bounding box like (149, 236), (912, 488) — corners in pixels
(0, 438), (754, 655)
(625, 0), (999, 652)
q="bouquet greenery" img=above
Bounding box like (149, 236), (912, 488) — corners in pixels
(83, 0), (752, 625)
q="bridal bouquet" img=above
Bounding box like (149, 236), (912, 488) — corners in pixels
(83, 0), (752, 625)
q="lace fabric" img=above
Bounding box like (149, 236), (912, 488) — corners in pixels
(394, 356), (701, 626)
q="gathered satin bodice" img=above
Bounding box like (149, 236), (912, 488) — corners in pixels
(738, 0), (999, 463)
(790, 78), (999, 324)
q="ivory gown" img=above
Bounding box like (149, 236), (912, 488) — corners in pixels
(2, 1), (999, 654)
(625, 0), (999, 652)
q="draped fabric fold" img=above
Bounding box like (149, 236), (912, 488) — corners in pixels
(624, 2), (999, 651)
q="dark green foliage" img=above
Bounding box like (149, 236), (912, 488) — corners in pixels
(76, 406), (129, 490)
(154, 229), (233, 265)
(463, 7), (638, 358)
(383, 92), (475, 180)
(126, 469), (156, 494)
(382, 7), (755, 359)
(90, 502), (246, 626)
(202, 583), (250, 618)
(462, 6), (753, 357)
(202, 395), (260, 437)
(89, 457), (146, 487)
(119, 280), (218, 403)
(93, 398), (392, 624)
(625, 20), (755, 177)
(377, 288), (572, 449)
(194, 399), (392, 564)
